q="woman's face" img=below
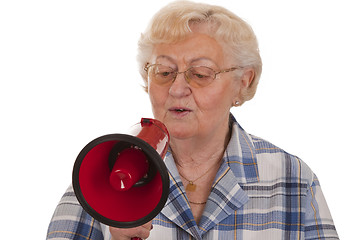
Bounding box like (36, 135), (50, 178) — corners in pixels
(147, 32), (242, 141)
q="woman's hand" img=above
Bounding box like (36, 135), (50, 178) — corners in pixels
(109, 221), (153, 240)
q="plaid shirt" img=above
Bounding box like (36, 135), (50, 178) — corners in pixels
(47, 116), (338, 239)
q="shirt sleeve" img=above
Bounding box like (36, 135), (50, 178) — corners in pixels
(47, 185), (105, 240)
(304, 175), (339, 239)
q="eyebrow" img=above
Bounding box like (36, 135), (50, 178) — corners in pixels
(191, 57), (219, 67)
(155, 55), (175, 63)
(155, 55), (219, 68)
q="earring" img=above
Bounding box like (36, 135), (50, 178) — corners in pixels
(233, 100), (240, 106)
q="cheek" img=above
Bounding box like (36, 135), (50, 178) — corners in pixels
(195, 85), (235, 111)
(148, 83), (160, 103)
(148, 84), (168, 115)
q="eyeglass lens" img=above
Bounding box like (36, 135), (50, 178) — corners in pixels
(148, 65), (216, 88)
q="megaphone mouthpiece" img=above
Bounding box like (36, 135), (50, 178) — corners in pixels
(109, 147), (149, 191)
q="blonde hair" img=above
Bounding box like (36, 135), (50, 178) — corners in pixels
(137, 0), (262, 103)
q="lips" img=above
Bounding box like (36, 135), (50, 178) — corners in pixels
(169, 107), (191, 112)
(169, 107), (192, 116)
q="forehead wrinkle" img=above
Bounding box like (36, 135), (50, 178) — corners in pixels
(153, 34), (225, 68)
(155, 55), (176, 63)
(187, 57), (221, 68)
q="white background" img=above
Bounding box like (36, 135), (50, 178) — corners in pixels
(1, 0), (359, 239)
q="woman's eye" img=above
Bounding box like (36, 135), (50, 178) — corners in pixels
(192, 71), (211, 80)
(160, 71), (172, 77)
(194, 73), (206, 79)
(189, 67), (213, 80)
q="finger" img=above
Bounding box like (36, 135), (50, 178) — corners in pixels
(135, 221), (153, 239)
(109, 222), (153, 240)
(109, 227), (150, 240)
(141, 221), (153, 231)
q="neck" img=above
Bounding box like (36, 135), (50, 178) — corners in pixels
(170, 121), (231, 169)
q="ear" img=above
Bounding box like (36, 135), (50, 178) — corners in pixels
(233, 68), (255, 106)
(240, 68), (255, 89)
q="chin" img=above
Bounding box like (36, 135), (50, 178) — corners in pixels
(167, 124), (194, 140)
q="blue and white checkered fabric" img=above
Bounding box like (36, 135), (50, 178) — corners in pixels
(47, 115), (338, 239)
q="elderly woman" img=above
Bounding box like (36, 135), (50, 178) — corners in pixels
(47, 1), (338, 239)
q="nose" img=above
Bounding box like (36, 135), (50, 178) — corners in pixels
(169, 71), (191, 97)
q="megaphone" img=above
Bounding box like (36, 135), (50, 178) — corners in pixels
(72, 118), (170, 232)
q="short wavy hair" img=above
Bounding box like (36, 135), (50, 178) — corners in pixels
(137, 0), (262, 103)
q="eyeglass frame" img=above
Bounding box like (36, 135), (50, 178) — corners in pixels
(143, 63), (243, 87)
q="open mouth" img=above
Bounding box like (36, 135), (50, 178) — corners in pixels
(170, 107), (191, 114)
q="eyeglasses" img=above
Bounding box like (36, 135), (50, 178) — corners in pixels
(144, 63), (242, 88)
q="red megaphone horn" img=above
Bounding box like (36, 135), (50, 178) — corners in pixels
(72, 118), (170, 238)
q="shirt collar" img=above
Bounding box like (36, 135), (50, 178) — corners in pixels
(225, 114), (260, 184)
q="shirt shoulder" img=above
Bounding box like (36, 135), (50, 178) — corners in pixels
(47, 185), (105, 240)
(249, 134), (315, 187)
